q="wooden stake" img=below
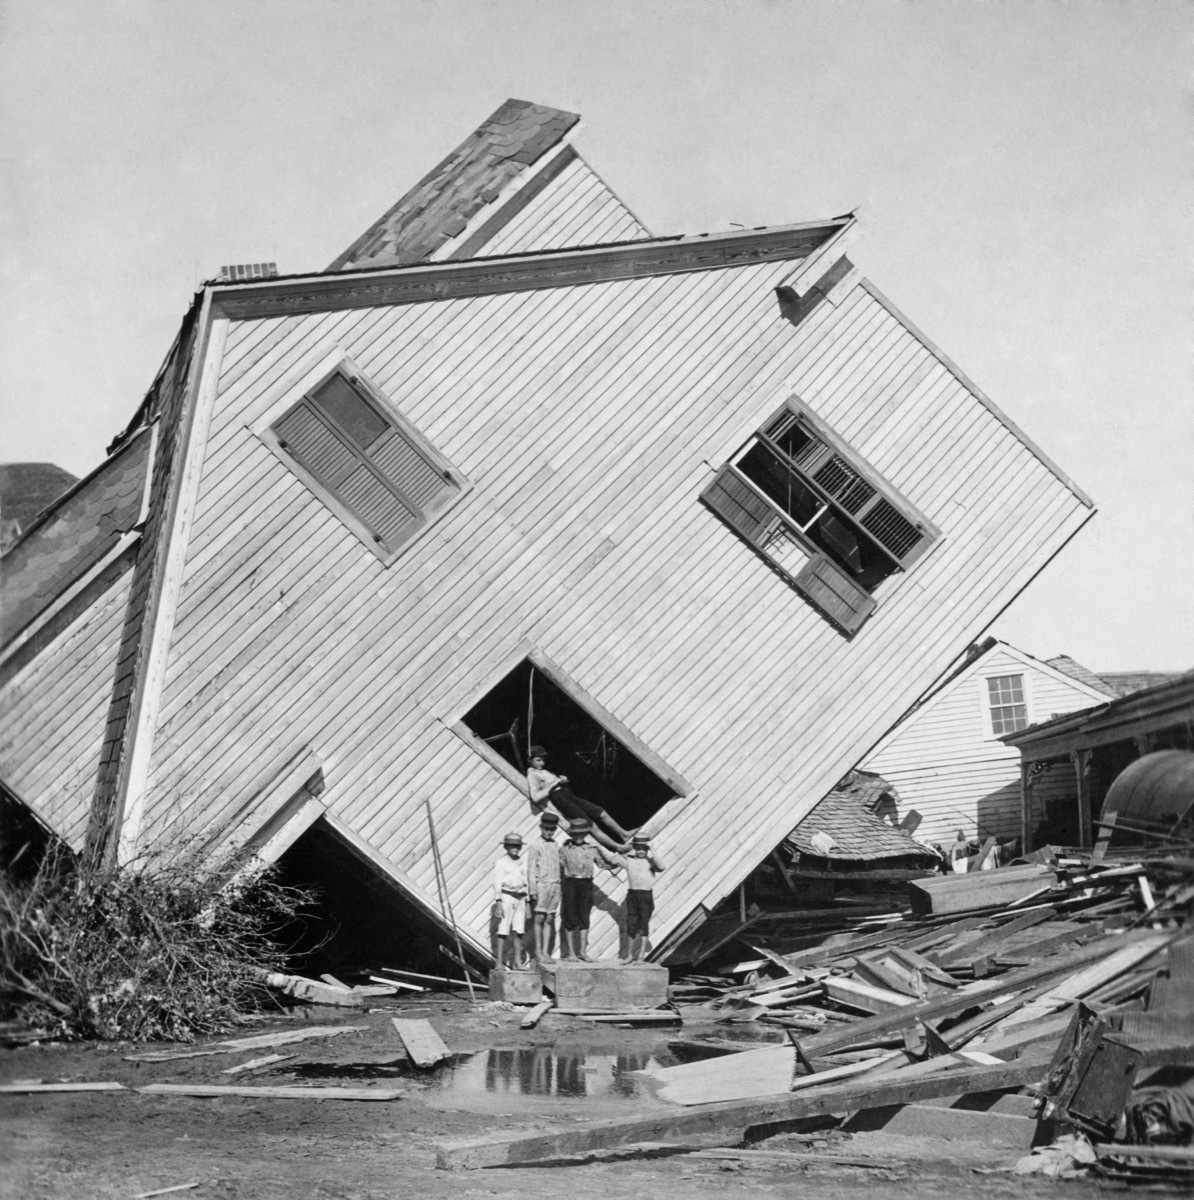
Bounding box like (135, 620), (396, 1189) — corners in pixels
(426, 798), (477, 1003)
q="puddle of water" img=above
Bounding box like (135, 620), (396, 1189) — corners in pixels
(287, 1043), (730, 1099)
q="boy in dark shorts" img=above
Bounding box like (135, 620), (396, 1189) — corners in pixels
(620, 833), (665, 963)
(558, 818), (621, 962)
(525, 745), (634, 852)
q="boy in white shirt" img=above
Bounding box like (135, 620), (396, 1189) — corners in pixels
(492, 832), (529, 969)
(618, 834), (665, 963)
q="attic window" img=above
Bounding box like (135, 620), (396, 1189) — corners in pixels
(701, 397), (939, 635)
(988, 674), (1028, 735)
(272, 370), (463, 561)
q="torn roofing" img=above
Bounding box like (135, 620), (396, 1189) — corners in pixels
(786, 770), (935, 862)
(328, 99), (581, 272)
(0, 429), (152, 646)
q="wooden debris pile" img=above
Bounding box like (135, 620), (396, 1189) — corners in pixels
(433, 849), (1194, 1169)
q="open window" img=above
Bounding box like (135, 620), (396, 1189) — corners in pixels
(456, 655), (687, 829)
(269, 364), (465, 562)
(701, 396), (939, 635)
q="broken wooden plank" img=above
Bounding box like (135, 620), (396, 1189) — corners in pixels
(137, 1083), (402, 1100)
(221, 1053), (293, 1075)
(575, 1012), (681, 1026)
(133, 1184), (201, 1199)
(124, 1024), (368, 1062)
(520, 1000), (552, 1029)
(0, 1081), (127, 1094)
(821, 977), (916, 1014)
(262, 972), (363, 1007)
(908, 865), (1055, 916)
(368, 974), (423, 991)
(434, 1050), (1052, 1169)
(391, 1017), (451, 1068)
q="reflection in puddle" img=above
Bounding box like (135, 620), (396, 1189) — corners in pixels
(421, 1047), (698, 1099)
(284, 1044), (732, 1098)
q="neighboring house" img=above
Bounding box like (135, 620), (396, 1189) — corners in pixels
(0, 99), (1095, 964)
(857, 640), (1115, 849)
(1099, 672), (1189, 698)
(0, 463), (79, 553)
(1003, 671), (1194, 851)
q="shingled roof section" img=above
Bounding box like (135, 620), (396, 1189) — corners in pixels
(0, 463), (79, 552)
(1046, 654), (1119, 697)
(1099, 671), (1190, 697)
(328, 99), (580, 271)
(1, 430), (151, 645)
(785, 771), (937, 863)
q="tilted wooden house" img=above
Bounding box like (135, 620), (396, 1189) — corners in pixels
(856, 639), (1116, 850)
(0, 99), (1095, 962)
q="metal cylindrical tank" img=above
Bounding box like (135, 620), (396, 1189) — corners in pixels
(1101, 750), (1194, 840)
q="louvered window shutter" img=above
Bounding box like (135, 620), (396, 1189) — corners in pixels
(701, 464), (783, 549)
(768, 411), (931, 568)
(793, 554), (877, 635)
(274, 376), (460, 556)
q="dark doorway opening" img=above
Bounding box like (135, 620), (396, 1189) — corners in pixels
(461, 658), (677, 828)
(270, 818), (487, 981)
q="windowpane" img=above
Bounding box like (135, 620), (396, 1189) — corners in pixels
(311, 375), (389, 450)
(988, 675), (1027, 734)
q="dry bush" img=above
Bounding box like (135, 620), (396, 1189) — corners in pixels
(0, 848), (314, 1042)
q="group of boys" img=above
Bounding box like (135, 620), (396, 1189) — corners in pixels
(492, 806), (664, 969)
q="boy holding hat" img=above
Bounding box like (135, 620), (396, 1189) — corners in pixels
(559, 818), (621, 962)
(526, 811), (562, 962)
(525, 746), (635, 853)
(492, 831), (530, 970)
(620, 834), (665, 963)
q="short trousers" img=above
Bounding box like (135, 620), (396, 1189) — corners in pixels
(625, 889), (654, 938)
(497, 893), (526, 936)
(550, 784), (604, 823)
(560, 876), (594, 932)
(531, 880), (561, 915)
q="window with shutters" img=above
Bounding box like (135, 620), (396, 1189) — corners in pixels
(270, 368), (464, 562)
(700, 396), (939, 635)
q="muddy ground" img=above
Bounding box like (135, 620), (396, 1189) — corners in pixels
(2, 993), (1109, 1199)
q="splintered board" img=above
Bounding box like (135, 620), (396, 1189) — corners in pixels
(391, 1017), (451, 1068)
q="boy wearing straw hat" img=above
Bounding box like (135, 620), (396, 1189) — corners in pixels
(526, 810), (563, 963)
(492, 831), (530, 970)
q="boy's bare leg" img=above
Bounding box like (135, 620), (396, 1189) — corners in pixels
(597, 811), (636, 843)
(577, 929), (594, 962)
(495, 933), (507, 969)
(546, 916), (557, 958)
(593, 827), (629, 853)
(560, 929), (575, 961)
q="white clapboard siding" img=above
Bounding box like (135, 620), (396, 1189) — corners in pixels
(0, 569), (134, 847)
(862, 645), (1114, 846)
(475, 155), (649, 256)
(128, 255), (1091, 958)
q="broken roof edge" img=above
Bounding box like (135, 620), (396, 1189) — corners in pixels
(858, 279), (1095, 512)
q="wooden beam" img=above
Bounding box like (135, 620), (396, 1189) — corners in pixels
(213, 221), (848, 322)
(138, 1084), (402, 1101)
(434, 1051), (1051, 1169)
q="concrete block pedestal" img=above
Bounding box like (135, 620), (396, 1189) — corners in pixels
(539, 960), (668, 1012)
(488, 967), (544, 1005)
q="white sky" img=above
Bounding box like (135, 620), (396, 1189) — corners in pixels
(2, 0), (1190, 671)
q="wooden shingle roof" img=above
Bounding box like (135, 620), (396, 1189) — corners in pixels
(786, 771), (936, 863)
(327, 99), (580, 271)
